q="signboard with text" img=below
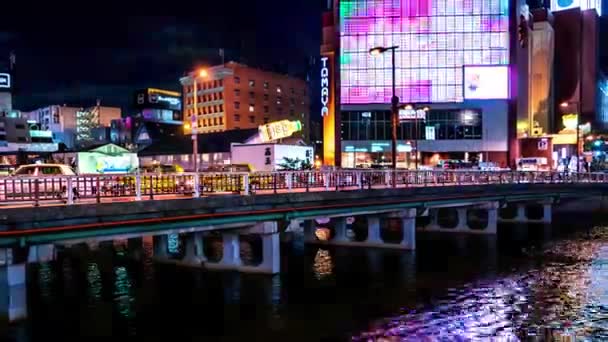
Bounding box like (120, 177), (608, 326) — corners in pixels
(0, 73), (10, 89)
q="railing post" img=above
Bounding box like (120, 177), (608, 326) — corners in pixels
(96, 176), (101, 203)
(135, 174), (142, 201)
(286, 172), (293, 192)
(324, 173), (330, 191)
(335, 172), (340, 191)
(67, 177), (74, 205)
(149, 176), (154, 200)
(193, 173), (200, 198)
(243, 174), (250, 195)
(34, 179), (40, 207)
(357, 172), (363, 190)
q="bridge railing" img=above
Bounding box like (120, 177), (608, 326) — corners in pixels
(0, 170), (605, 206)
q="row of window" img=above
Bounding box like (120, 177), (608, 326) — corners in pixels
(233, 115), (270, 124)
(186, 104), (224, 116)
(233, 77), (306, 96)
(186, 93), (224, 105)
(185, 79), (224, 93)
(196, 117), (224, 128)
(234, 91), (303, 106)
(341, 110), (483, 141)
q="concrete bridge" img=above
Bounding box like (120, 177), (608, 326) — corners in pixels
(1, 178), (607, 324)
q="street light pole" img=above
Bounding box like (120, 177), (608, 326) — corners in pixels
(370, 46), (399, 170)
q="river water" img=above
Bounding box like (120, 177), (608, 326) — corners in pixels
(5, 215), (608, 341)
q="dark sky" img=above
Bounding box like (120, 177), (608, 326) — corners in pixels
(0, 1), (326, 112)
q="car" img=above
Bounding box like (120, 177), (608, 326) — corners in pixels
(1, 164), (78, 201)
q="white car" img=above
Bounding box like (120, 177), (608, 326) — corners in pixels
(2, 164), (77, 201)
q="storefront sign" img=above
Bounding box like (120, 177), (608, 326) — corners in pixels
(537, 139), (548, 150)
(321, 57), (330, 117)
(399, 108), (426, 121)
(258, 120), (302, 142)
(0, 73), (10, 89)
(425, 126), (436, 140)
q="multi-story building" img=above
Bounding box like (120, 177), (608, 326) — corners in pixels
(322, 0), (524, 168)
(0, 72), (12, 117)
(180, 62), (310, 142)
(26, 102), (121, 150)
(133, 88), (182, 124)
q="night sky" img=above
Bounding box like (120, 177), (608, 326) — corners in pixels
(1, 1), (607, 115)
(0, 0), (326, 113)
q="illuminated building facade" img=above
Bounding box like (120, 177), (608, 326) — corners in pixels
(322, 0), (523, 168)
(133, 88), (182, 124)
(180, 62), (310, 142)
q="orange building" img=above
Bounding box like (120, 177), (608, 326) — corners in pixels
(180, 62), (310, 141)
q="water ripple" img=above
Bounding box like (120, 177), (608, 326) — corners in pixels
(353, 227), (608, 341)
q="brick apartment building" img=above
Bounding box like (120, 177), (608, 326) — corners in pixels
(180, 62), (310, 141)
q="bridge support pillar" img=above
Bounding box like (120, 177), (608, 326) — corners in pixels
(366, 216), (382, 244)
(220, 232), (242, 268)
(27, 244), (56, 264)
(0, 249), (27, 325)
(183, 232), (206, 266)
(332, 217), (349, 243)
(486, 203), (498, 234)
(542, 203), (552, 224)
(399, 209), (417, 250)
(153, 235), (169, 258)
(516, 205), (527, 221)
(455, 208), (468, 231)
(303, 219), (316, 242)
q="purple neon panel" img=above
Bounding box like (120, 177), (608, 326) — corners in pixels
(339, 0), (510, 104)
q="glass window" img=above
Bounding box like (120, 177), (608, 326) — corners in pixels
(263, 82), (269, 89)
(249, 115), (255, 123)
(234, 114), (240, 122)
(249, 91), (255, 99)
(234, 102), (240, 109)
(264, 106), (269, 113)
(40, 167), (62, 175)
(264, 94), (269, 101)
(234, 76), (240, 84)
(234, 89), (240, 96)
(249, 80), (255, 87)
(276, 86), (282, 93)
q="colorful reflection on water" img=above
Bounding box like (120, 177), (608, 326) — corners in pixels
(354, 227), (608, 341)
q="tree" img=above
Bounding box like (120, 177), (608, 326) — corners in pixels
(277, 157), (312, 171)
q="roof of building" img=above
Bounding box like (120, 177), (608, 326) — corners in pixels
(137, 128), (259, 156)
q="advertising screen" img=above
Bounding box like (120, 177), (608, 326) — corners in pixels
(135, 88), (182, 111)
(340, 0), (510, 104)
(463, 65), (509, 99)
(550, 0), (602, 16)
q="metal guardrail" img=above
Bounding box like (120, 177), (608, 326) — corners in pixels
(0, 170), (605, 206)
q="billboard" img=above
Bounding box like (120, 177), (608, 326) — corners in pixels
(258, 120), (302, 142)
(134, 88), (181, 111)
(550, 0), (602, 15)
(340, 0), (510, 104)
(0, 73), (10, 89)
(463, 65), (509, 99)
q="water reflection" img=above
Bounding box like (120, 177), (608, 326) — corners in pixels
(312, 248), (334, 280)
(354, 226), (608, 340)
(86, 262), (102, 305)
(113, 266), (135, 335)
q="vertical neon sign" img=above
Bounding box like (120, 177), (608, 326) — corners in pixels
(321, 52), (337, 166)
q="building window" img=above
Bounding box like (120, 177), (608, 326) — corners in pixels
(290, 109), (295, 116)
(15, 124), (25, 130)
(264, 94), (269, 101)
(263, 117), (269, 124)
(249, 91), (255, 99)
(219, 104), (224, 112)
(276, 86), (282, 93)
(276, 97), (282, 105)
(234, 76), (240, 84)
(263, 81), (269, 89)
(290, 87), (295, 94)
(235, 89), (240, 96)
(249, 80), (255, 87)
(249, 115), (255, 124)
(234, 102), (240, 109)
(290, 98), (295, 106)
(249, 105), (255, 112)
(219, 79), (223, 86)
(277, 107), (283, 115)
(264, 106), (269, 113)
(234, 114), (241, 122)
(219, 117), (224, 125)
(214, 118), (218, 125)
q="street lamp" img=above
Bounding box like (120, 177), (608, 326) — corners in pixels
(560, 101), (581, 173)
(369, 45), (399, 170)
(191, 68), (208, 172)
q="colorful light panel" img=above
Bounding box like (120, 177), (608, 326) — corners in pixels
(340, 0), (510, 104)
